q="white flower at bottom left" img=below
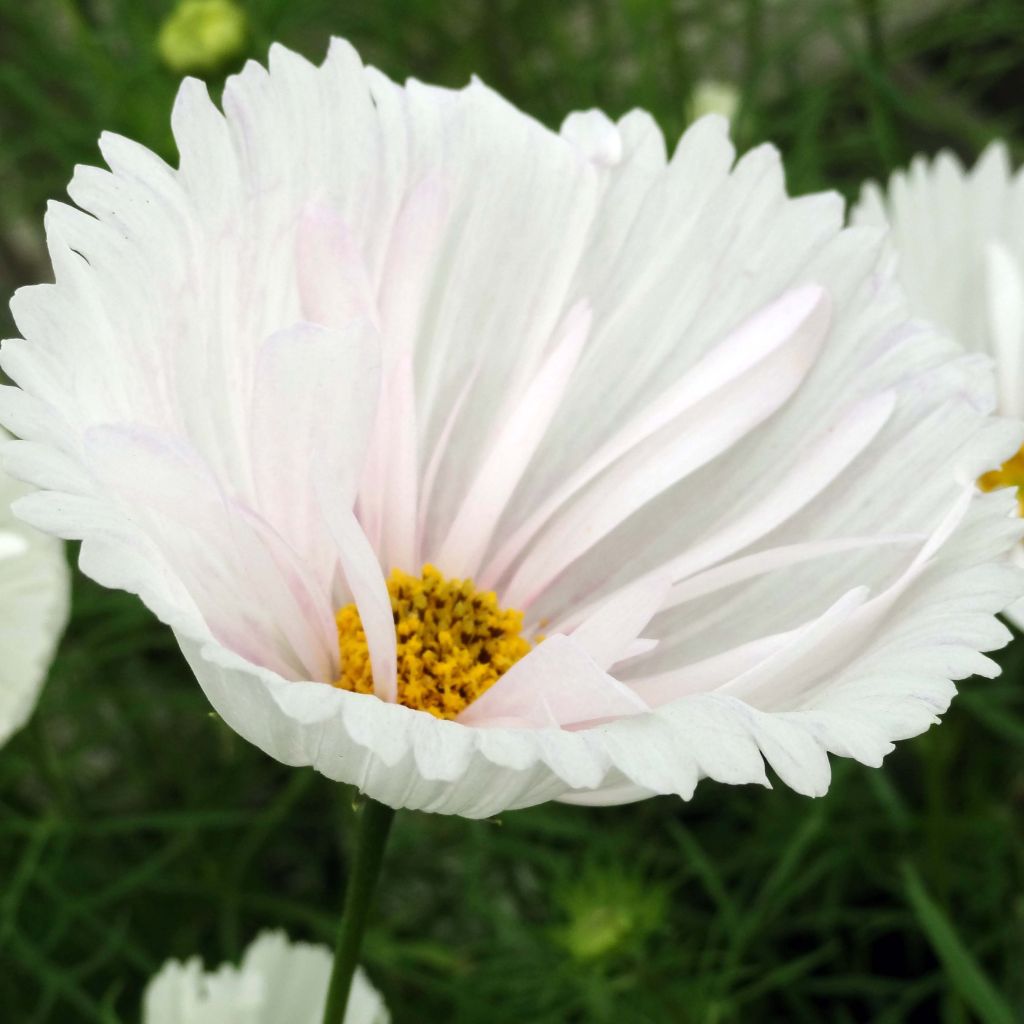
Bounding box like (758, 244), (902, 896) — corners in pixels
(0, 426), (68, 745)
(142, 931), (389, 1024)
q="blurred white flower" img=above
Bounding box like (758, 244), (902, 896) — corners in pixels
(854, 143), (1024, 418)
(143, 931), (388, 1024)
(854, 143), (1024, 622)
(2, 38), (1022, 817)
(0, 426), (68, 745)
(688, 79), (740, 123)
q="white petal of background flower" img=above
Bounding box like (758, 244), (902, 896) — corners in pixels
(852, 142), (1024, 383)
(0, 426), (68, 745)
(853, 141), (1024, 625)
(142, 931), (388, 1024)
(2, 38), (1023, 817)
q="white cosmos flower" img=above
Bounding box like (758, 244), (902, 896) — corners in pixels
(853, 143), (1024, 623)
(0, 426), (68, 745)
(2, 39), (1022, 817)
(142, 931), (388, 1024)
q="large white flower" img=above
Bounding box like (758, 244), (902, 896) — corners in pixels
(143, 931), (388, 1024)
(854, 143), (1024, 621)
(0, 425), (68, 744)
(2, 39), (1022, 817)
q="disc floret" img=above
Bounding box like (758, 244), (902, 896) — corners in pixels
(335, 564), (532, 719)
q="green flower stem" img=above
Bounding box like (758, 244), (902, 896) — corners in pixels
(321, 797), (396, 1024)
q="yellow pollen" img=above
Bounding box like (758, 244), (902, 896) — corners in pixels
(334, 564), (533, 719)
(978, 445), (1024, 516)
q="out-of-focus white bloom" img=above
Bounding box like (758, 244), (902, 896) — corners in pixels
(143, 931), (388, 1024)
(0, 426), (68, 745)
(688, 79), (740, 123)
(3, 39), (1022, 817)
(854, 143), (1024, 419)
(854, 143), (1024, 623)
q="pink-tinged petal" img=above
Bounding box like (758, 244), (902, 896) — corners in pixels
(85, 425), (337, 681)
(250, 319), (381, 565)
(364, 351), (419, 571)
(317, 481), (397, 703)
(482, 285), (832, 588)
(631, 586), (870, 706)
(436, 302), (591, 578)
(711, 490), (975, 711)
(568, 575), (671, 670)
(662, 533), (922, 608)
(618, 638), (659, 661)
(458, 634), (647, 729)
(297, 204), (379, 331)
(654, 390), (896, 584)
(503, 289), (830, 607)
(635, 493), (989, 714)
(554, 509), (910, 635)
(377, 177), (451, 352)
(416, 364), (480, 562)
(780, 488), (976, 676)
(715, 586), (872, 702)
(360, 179), (450, 571)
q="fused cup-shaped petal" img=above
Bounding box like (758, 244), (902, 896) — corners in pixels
(142, 931), (388, 1024)
(3, 38), (1023, 817)
(854, 144), (1024, 623)
(0, 426), (68, 745)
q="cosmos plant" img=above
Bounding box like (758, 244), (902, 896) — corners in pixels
(3, 37), (1022, 1021)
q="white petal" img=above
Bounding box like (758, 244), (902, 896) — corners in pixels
(0, 432), (69, 745)
(142, 929), (389, 1024)
(984, 241), (1024, 418)
(662, 533), (922, 608)
(4, 38), (1022, 815)
(318, 486), (397, 703)
(484, 284), (833, 588)
(560, 109), (624, 167)
(457, 634), (648, 729)
(250, 319), (381, 573)
(436, 301), (590, 577)
(503, 285), (830, 607)
(567, 574), (671, 670)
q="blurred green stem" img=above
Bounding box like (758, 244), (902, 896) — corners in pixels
(321, 797), (396, 1024)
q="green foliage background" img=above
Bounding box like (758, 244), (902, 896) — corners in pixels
(1, 1), (1024, 1021)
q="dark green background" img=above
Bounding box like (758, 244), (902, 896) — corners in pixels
(1, 2), (1023, 1021)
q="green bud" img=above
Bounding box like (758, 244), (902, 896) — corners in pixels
(688, 79), (741, 123)
(157, 0), (248, 76)
(553, 862), (668, 962)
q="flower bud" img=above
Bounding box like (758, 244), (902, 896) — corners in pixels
(157, 0), (247, 76)
(689, 79), (740, 123)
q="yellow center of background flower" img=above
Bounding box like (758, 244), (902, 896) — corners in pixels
(978, 445), (1024, 515)
(334, 564), (533, 719)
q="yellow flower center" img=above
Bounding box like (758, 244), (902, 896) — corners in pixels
(334, 564), (533, 719)
(978, 445), (1024, 515)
